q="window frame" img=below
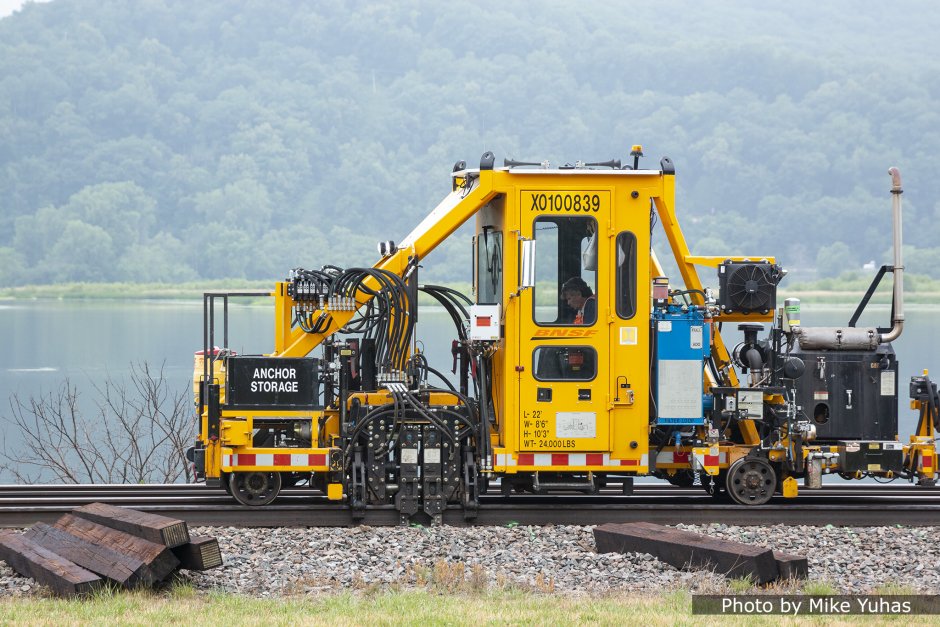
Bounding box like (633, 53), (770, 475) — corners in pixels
(615, 231), (637, 319)
(532, 345), (598, 382)
(475, 228), (503, 305)
(532, 214), (599, 327)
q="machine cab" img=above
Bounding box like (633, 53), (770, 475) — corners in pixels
(473, 167), (659, 474)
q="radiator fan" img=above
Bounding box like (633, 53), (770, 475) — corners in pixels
(718, 261), (782, 315)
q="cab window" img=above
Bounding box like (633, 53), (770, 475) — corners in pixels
(533, 216), (598, 325)
(533, 346), (597, 381)
(616, 231), (637, 319)
(476, 228), (502, 304)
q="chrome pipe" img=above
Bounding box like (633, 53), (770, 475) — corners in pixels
(881, 166), (904, 343)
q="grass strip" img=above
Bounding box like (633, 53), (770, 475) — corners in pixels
(0, 586), (918, 626)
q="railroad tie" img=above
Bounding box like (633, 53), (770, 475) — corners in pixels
(71, 501), (191, 548)
(0, 530), (102, 597)
(594, 522), (807, 584)
(0, 504), (223, 597)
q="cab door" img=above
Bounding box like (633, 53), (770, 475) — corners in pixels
(606, 196), (652, 468)
(517, 189), (611, 454)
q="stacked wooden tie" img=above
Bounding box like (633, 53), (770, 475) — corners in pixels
(0, 502), (222, 597)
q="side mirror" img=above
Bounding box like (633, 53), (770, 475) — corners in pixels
(520, 239), (536, 290)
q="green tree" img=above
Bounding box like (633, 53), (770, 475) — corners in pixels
(41, 220), (116, 282)
(815, 241), (856, 278)
(193, 178), (272, 237)
(12, 205), (69, 268)
(0, 247), (25, 287)
(1, 0), (940, 285)
(62, 182), (157, 256)
(117, 232), (197, 283)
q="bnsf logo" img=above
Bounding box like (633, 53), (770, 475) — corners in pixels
(532, 329), (597, 338)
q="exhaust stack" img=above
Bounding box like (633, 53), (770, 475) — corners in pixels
(793, 167), (905, 350)
(880, 166), (904, 343)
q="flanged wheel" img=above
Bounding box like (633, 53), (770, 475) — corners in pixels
(726, 458), (776, 505)
(229, 471), (282, 506)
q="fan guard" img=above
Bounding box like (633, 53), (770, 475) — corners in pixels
(718, 261), (781, 314)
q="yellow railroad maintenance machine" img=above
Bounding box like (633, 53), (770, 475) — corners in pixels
(188, 149), (939, 522)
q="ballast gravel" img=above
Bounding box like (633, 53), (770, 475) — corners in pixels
(2, 524), (939, 597)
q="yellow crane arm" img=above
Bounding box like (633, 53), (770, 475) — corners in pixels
(273, 170), (498, 357)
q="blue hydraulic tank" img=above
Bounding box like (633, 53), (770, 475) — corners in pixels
(653, 304), (711, 426)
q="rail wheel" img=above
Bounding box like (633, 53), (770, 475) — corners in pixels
(229, 471), (282, 506)
(726, 458), (776, 505)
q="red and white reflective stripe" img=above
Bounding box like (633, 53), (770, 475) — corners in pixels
(222, 453), (327, 468)
(494, 453), (648, 468)
(655, 450), (727, 465)
(691, 446), (721, 473)
(920, 452), (935, 472)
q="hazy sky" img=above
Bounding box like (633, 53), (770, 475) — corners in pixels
(0, 0), (49, 19)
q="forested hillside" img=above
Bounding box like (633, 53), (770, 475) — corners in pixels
(1, 1), (939, 286)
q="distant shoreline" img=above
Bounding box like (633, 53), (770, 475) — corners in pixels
(1, 282), (938, 307)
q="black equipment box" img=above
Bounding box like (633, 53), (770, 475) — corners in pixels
(225, 356), (322, 410)
(838, 440), (904, 473)
(790, 343), (898, 441)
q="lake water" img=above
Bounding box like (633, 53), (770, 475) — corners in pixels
(1, 299), (938, 482)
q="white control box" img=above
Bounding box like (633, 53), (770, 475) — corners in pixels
(469, 304), (501, 341)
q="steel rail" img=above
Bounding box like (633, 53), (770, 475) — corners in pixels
(3, 484), (940, 527)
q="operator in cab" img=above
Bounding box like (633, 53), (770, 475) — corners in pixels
(561, 277), (596, 325)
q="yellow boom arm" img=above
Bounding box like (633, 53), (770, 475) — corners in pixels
(273, 169), (499, 357)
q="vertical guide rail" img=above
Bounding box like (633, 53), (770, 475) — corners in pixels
(201, 293), (208, 416)
(199, 291), (272, 435)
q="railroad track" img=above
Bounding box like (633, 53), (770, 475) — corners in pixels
(2, 483), (940, 527)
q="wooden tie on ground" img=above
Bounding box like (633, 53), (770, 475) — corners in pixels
(0, 530), (102, 597)
(594, 522), (807, 584)
(24, 519), (177, 587)
(172, 535), (223, 571)
(0, 502), (223, 597)
(72, 502), (190, 548)
(773, 550), (809, 580)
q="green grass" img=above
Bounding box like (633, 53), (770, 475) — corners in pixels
(0, 585), (922, 626)
(728, 576), (755, 594)
(801, 581), (839, 596)
(0, 588), (688, 627)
